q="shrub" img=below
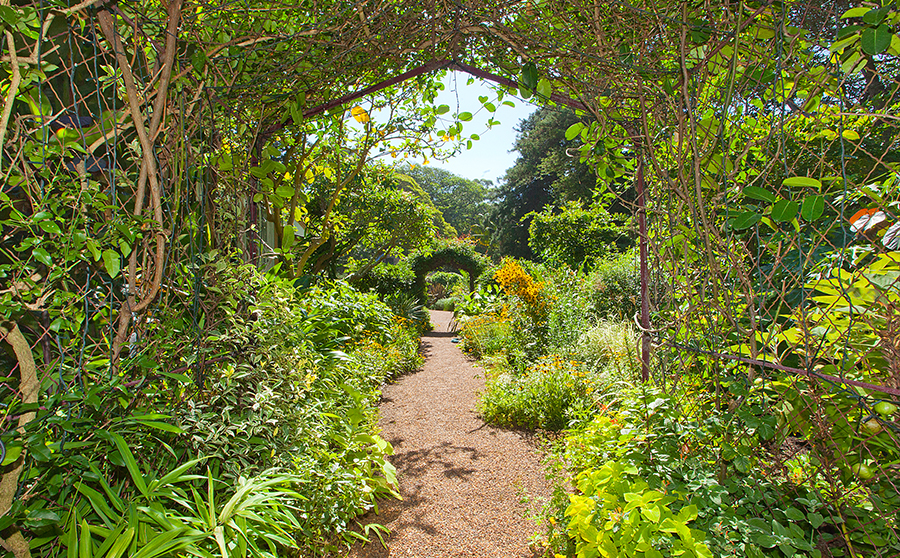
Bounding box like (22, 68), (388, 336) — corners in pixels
(527, 200), (632, 270)
(543, 266), (594, 353)
(433, 297), (455, 311)
(574, 320), (641, 381)
(348, 261), (416, 299)
(9, 260), (419, 557)
(587, 251), (641, 320)
(384, 291), (429, 332)
(479, 354), (599, 430)
(457, 312), (514, 358)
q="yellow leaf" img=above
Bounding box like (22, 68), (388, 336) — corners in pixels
(351, 106), (369, 123)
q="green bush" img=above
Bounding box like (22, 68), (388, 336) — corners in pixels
(573, 320), (640, 381)
(548, 385), (900, 558)
(433, 297), (455, 311)
(543, 266), (594, 354)
(457, 312), (515, 359)
(527, 200), (632, 270)
(587, 251), (641, 320)
(479, 354), (600, 430)
(348, 261), (416, 299)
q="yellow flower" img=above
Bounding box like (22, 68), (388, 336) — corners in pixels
(351, 105), (370, 123)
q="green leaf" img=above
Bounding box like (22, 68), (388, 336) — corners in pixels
(785, 507), (806, 521)
(565, 122), (585, 141)
(150, 457), (205, 493)
(282, 225), (295, 251)
(135, 420), (185, 434)
(458, 112), (473, 122)
(0, 443), (21, 467)
(841, 129), (860, 140)
(105, 527), (135, 558)
(742, 186), (777, 203)
(190, 50), (207, 73)
(275, 184), (294, 198)
(74, 483), (116, 528)
(808, 512), (825, 528)
(536, 78), (552, 99)
(731, 211), (762, 230)
(0, 6), (19, 26)
(862, 5), (891, 25)
(86, 239), (101, 261)
(435, 104), (450, 115)
(32, 247), (52, 266)
(111, 434), (148, 498)
(782, 176), (822, 189)
(102, 250), (121, 278)
(131, 528), (194, 558)
(79, 520), (93, 558)
(861, 25), (892, 55)
(841, 7), (870, 18)
(800, 195), (825, 221)
(772, 200), (800, 222)
(521, 62), (538, 90)
(38, 220), (62, 234)
(755, 534), (779, 548)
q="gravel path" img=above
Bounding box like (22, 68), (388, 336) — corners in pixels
(347, 310), (550, 558)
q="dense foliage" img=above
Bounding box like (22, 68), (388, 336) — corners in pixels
(456, 255), (900, 558)
(401, 165), (494, 236)
(1, 256), (422, 556)
(3, 0), (900, 555)
(489, 108), (597, 259)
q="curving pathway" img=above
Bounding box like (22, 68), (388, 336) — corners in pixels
(348, 310), (550, 558)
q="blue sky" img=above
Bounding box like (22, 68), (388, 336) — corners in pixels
(406, 71), (537, 186)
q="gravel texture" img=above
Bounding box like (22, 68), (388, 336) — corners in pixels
(347, 310), (550, 558)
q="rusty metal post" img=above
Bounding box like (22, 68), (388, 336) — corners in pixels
(636, 152), (651, 382)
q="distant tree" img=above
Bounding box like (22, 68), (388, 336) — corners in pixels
(491, 107), (596, 259)
(402, 165), (493, 235)
(302, 166), (438, 276)
(528, 201), (632, 269)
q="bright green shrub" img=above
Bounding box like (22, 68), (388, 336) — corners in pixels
(457, 312), (514, 359)
(11, 258), (418, 557)
(566, 461), (712, 558)
(527, 201), (632, 270)
(543, 266), (594, 353)
(574, 320), (640, 382)
(552, 386), (898, 558)
(434, 297), (455, 311)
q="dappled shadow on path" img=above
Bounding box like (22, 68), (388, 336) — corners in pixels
(388, 440), (480, 480)
(424, 330), (458, 338)
(349, 308), (548, 558)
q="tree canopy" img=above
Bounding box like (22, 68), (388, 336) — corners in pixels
(401, 165), (493, 236)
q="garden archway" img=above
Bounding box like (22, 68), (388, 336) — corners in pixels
(409, 245), (489, 300)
